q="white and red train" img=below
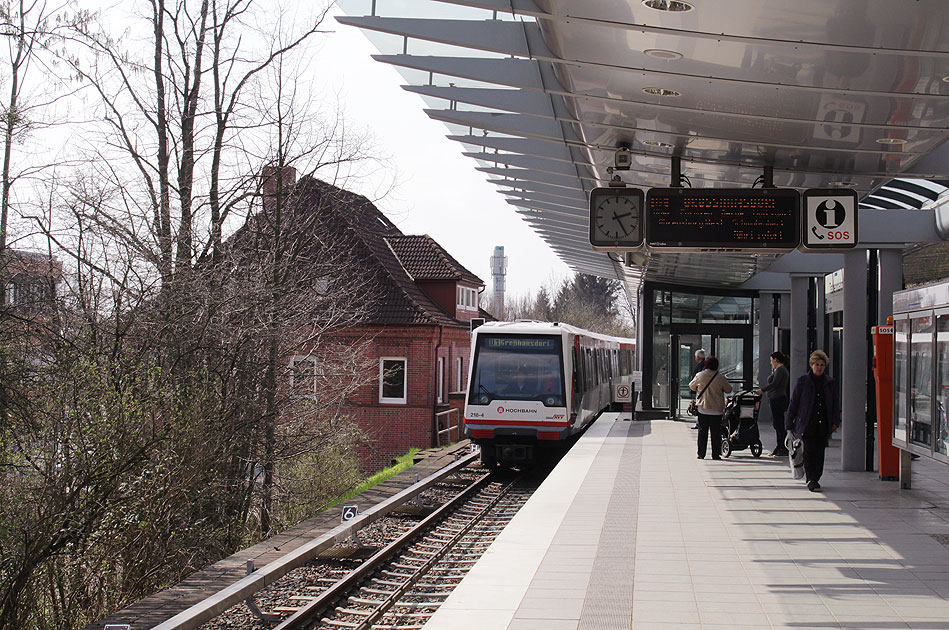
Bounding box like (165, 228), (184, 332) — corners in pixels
(463, 320), (636, 468)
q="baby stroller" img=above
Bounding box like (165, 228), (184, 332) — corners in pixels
(721, 390), (763, 458)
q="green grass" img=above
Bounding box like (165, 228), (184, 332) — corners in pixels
(321, 448), (421, 512)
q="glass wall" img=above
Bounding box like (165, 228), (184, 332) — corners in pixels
(645, 284), (756, 411)
(937, 314), (949, 456)
(909, 315), (933, 448)
(652, 290), (671, 408)
(893, 318), (908, 442)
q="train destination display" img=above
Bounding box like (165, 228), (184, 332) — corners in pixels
(645, 188), (800, 252)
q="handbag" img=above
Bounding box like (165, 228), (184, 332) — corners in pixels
(689, 371), (718, 416)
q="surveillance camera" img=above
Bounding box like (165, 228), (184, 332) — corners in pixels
(614, 148), (632, 170)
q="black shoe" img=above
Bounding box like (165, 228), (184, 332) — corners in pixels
(813, 481), (821, 489)
(771, 448), (789, 457)
(697, 455), (704, 459)
(712, 456), (721, 460)
(807, 480), (820, 492)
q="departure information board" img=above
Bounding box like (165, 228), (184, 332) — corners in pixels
(645, 187), (800, 252)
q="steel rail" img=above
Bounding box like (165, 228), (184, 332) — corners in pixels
(271, 470), (499, 630)
(150, 451), (479, 630)
(356, 477), (520, 630)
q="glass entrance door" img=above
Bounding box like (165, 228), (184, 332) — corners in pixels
(672, 333), (709, 420)
(714, 335), (745, 393)
(670, 333), (747, 419)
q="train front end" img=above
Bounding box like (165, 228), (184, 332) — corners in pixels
(463, 323), (569, 468)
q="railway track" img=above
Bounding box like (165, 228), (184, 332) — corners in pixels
(274, 471), (535, 629)
(179, 452), (545, 630)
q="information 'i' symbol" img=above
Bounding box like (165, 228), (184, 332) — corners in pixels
(816, 199), (846, 229)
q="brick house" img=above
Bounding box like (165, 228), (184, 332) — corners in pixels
(246, 170), (488, 471)
(3, 249), (62, 315)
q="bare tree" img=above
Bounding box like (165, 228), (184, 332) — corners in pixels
(0, 1), (385, 626)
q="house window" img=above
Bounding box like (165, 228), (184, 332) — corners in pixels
(456, 286), (477, 311)
(380, 357), (407, 404)
(456, 356), (464, 391)
(289, 355), (318, 399)
(437, 357), (444, 403)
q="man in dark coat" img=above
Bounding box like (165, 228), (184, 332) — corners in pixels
(785, 350), (841, 492)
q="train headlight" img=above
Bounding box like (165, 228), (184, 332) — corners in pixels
(479, 395), (489, 404)
(545, 396), (561, 407)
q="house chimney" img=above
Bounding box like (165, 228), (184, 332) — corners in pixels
(261, 166), (297, 201)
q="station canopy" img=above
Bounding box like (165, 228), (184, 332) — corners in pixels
(337, 0), (949, 306)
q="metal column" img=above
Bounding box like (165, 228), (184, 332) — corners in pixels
(878, 248), (903, 323)
(842, 250), (868, 471)
(790, 275), (809, 382)
(758, 292), (774, 426)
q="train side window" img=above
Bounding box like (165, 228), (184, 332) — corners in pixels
(582, 348), (587, 390)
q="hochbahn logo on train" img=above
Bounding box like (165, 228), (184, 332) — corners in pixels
(496, 406), (537, 414)
(802, 189), (858, 250)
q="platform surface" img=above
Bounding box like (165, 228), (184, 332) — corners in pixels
(427, 414), (949, 630)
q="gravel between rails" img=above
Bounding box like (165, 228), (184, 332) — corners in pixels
(199, 465), (491, 630)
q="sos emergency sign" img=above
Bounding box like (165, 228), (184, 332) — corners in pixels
(802, 189), (858, 249)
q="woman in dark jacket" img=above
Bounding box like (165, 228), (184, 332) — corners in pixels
(757, 352), (790, 456)
(785, 350), (841, 492)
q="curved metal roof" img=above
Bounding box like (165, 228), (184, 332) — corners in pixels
(337, 0), (949, 300)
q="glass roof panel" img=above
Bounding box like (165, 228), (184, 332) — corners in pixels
(391, 65), (432, 86)
(337, 0), (491, 20)
(406, 39), (509, 58)
(430, 73), (517, 90)
(361, 29), (404, 55)
(374, 0), (494, 20)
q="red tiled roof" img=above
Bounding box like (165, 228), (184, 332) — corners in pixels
(225, 176), (482, 327)
(385, 235), (482, 285)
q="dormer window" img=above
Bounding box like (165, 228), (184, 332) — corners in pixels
(456, 285), (477, 311)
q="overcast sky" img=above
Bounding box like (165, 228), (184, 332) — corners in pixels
(310, 8), (572, 300)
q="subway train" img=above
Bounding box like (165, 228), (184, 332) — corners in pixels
(463, 320), (636, 468)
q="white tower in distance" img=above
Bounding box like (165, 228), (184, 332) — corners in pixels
(489, 245), (508, 314)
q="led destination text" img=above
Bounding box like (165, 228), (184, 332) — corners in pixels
(645, 188), (800, 251)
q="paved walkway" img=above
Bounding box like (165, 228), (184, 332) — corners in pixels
(427, 414), (949, 629)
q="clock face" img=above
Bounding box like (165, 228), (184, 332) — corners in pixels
(588, 187), (644, 250)
(595, 195), (640, 240)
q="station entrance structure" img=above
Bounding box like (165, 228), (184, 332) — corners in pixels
(337, 1), (949, 474)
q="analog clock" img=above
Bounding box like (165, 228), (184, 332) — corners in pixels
(589, 186), (645, 250)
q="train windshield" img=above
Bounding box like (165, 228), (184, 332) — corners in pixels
(469, 334), (565, 407)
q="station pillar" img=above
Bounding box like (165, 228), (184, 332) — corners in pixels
(841, 249), (868, 471)
(757, 292), (775, 426)
(878, 248), (902, 323)
(789, 275), (809, 382)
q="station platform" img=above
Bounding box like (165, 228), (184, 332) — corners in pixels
(427, 413), (949, 630)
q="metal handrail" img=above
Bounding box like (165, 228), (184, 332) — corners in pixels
(434, 408), (461, 447)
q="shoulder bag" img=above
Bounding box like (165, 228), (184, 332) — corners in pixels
(687, 371), (718, 416)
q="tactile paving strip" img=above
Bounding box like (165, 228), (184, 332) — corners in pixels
(577, 420), (642, 630)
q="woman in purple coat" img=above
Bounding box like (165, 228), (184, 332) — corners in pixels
(785, 350), (841, 492)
